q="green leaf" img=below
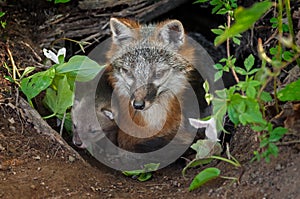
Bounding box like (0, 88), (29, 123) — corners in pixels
(43, 75), (73, 115)
(191, 140), (222, 159)
(244, 54), (255, 71)
(235, 67), (247, 75)
(0, 12), (5, 18)
(232, 36), (241, 45)
(189, 168), (220, 191)
(260, 91), (272, 102)
(137, 172), (152, 182)
(269, 47), (278, 55)
(20, 66), (36, 79)
(268, 143), (279, 157)
(212, 4), (223, 14)
(214, 1), (273, 46)
(247, 68), (260, 75)
(269, 127), (287, 142)
(214, 71), (223, 82)
(212, 91), (227, 131)
(217, 8), (229, 15)
(56, 55), (104, 82)
(122, 170), (145, 177)
(277, 79), (300, 101)
(4, 75), (14, 83)
(213, 63), (223, 70)
(282, 51), (293, 62)
(143, 163), (160, 172)
(211, 28), (224, 35)
(54, 0), (71, 3)
(246, 86), (256, 98)
(20, 67), (55, 101)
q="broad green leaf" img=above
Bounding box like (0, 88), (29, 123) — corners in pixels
(43, 75), (73, 115)
(191, 140), (222, 159)
(244, 54), (255, 71)
(0, 12), (5, 18)
(212, 93), (227, 131)
(214, 1), (273, 46)
(277, 79), (300, 101)
(20, 67), (55, 101)
(143, 163), (160, 172)
(189, 168), (220, 191)
(56, 55), (104, 82)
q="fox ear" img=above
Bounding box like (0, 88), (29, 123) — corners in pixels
(110, 18), (134, 44)
(158, 20), (185, 49)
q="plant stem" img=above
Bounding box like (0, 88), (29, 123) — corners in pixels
(284, 0), (300, 67)
(226, 14), (240, 83)
(210, 155), (241, 167)
(43, 113), (56, 119)
(220, 176), (238, 181)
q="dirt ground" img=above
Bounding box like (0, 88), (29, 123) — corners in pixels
(1, 1), (300, 199)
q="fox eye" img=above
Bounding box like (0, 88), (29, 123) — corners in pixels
(120, 68), (133, 78)
(155, 70), (167, 79)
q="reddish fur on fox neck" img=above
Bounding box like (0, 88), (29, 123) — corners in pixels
(117, 94), (181, 151)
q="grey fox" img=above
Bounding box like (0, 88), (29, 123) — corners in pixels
(104, 18), (212, 152)
(72, 18), (218, 154)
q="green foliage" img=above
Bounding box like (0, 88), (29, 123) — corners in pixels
(0, 12), (7, 28)
(214, 1), (273, 46)
(197, 0), (300, 167)
(277, 78), (300, 101)
(189, 168), (220, 191)
(20, 51), (104, 131)
(48, 0), (71, 4)
(21, 68), (55, 103)
(194, 0), (237, 15)
(183, 139), (240, 190)
(270, 17), (289, 32)
(123, 163), (160, 182)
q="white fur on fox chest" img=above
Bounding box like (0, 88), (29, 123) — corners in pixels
(141, 102), (167, 130)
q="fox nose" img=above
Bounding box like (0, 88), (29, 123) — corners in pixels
(133, 100), (145, 110)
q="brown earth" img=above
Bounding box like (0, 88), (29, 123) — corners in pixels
(1, 1), (300, 199)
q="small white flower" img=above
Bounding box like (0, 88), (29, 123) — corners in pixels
(43, 47), (66, 64)
(189, 117), (220, 142)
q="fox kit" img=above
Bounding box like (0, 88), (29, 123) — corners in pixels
(105, 18), (211, 152)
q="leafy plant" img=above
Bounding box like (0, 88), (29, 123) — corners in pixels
(188, 0), (300, 191)
(182, 139), (240, 190)
(123, 163), (160, 182)
(0, 12), (6, 28)
(20, 48), (104, 132)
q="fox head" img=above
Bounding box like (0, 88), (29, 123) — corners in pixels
(108, 18), (193, 111)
